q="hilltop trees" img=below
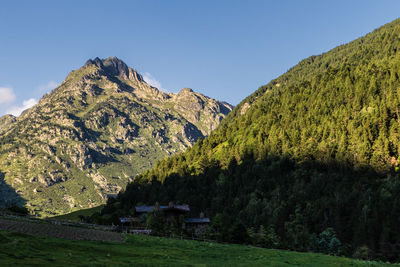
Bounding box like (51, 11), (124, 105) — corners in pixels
(99, 19), (400, 261)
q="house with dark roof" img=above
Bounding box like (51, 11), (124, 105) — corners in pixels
(135, 202), (190, 223)
(119, 202), (210, 234)
(185, 218), (211, 224)
(185, 212), (210, 234)
(120, 217), (135, 224)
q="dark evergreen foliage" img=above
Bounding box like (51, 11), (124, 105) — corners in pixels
(100, 18), (400, 261)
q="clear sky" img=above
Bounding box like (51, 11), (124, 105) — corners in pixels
(1, 0), (400, 116)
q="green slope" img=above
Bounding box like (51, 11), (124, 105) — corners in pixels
(101, 19), (400, 261)
(0, 57), (232, 217)
(0, 231), (392, 266)
(52, 205), (104, 222)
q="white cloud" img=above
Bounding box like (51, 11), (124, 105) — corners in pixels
(0, 87), (16, 104)
(6, 98), (38, 116)
(36, 80), (58, 93)
(143, 72), (166, 92)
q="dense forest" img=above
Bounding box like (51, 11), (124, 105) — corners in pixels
(96, 19), (400, 261)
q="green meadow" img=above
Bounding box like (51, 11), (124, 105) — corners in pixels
(0, 230), (394, 266)
(52, 205), (104, 222)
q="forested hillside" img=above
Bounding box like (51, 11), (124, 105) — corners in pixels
(100, 19), (400, 261)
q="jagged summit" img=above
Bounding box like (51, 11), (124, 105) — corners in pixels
(179, 88), (194, 94)
(84, 57), (103, 67)
(84, 57), (143, 82)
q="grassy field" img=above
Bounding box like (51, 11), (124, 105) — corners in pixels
(51, 205), (104, 221)
(0, 230), (395, 266)
(0, 218), (123, 242)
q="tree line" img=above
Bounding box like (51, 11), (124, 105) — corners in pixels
(94, 18), (400, 261)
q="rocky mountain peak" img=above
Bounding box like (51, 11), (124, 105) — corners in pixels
(178, 88), (194, 94)
(84, 57), (143, 82)
(84, 57), (103, 68)
(0, 56), (233, 216)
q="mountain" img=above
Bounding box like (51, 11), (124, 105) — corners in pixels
(0, 57), (233, 216)
(103, 19), (400, 260)
(0, 115), (16, 134)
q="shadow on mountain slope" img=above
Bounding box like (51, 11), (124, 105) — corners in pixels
(107, 154), (400, 261)
(0, 171), (26, 208)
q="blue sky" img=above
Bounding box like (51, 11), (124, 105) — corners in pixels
(1, 1), (400, 116)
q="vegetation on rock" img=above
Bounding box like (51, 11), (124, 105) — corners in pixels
(0, 57), (232, 217)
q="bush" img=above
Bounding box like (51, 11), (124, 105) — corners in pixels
(353, 245), (373, 260)
(315, 228), (342, 255)
(208, 213), (229, 242)
(248, 225), (281, 248)
(228, 221), (250, 244)
(146, 210), (165, 235)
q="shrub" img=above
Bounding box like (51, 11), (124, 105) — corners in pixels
(146, 210), (165, 235)
(353, 245), (373, 260)
(228, 221), (250, 244)
(316, 228), (342, 255)
(248, 225), (281, 248)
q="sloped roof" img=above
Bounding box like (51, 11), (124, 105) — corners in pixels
(135, 206), (154, 213)
(120, 217), (135, 223)
(185, 218), (210, 223)
(135, 205), (190, 213)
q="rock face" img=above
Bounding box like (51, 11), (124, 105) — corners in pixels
(0, 115), (16, 134)
(173, 88), (232, 135)
(0, 57), (233, 216)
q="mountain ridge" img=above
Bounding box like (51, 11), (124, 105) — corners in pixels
(0, 57), (233, 216)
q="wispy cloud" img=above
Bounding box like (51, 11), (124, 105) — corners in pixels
(36, 80), (58, 93)
(143, 72), (166, 92)
(0, 86), (41, 116)
(6, 98), (38, 116)
(0, 87), (16, 104)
